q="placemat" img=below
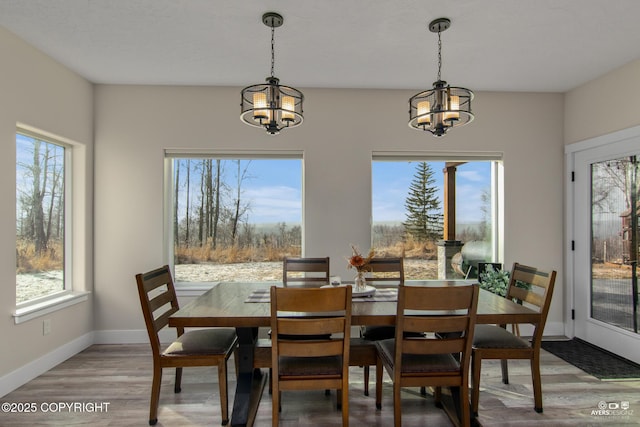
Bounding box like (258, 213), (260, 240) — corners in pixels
(245, 288), (397, 303)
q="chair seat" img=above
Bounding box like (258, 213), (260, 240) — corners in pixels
(473, 325), (531, 349)
(376, 339), (460, 373)
(279, 355), (343, 376)
(164, 328), (237, 356)
(362, 325), (396, 340)
(363, 326), (425, 341)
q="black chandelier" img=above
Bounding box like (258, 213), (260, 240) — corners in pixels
(240, 12), (304, 135)
(409, 18), (474, 137)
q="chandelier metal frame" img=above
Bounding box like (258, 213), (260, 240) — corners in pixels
(409, 18), (474, 137)
(240, 12), (304, 135)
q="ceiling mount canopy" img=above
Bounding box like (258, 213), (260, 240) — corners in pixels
(409, 18), (474, 137)
(240, 12), (304, 135)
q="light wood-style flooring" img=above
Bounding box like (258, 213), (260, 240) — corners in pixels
(1, 344), (639, 426)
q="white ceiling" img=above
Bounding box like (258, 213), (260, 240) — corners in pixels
(1, 0), (640, 92)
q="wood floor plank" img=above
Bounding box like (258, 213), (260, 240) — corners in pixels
(0, 344), (639, 426)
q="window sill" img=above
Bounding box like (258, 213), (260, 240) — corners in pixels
(13, 291), (90, 324)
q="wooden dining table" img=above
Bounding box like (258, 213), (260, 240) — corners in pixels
(169, 280), (540, 427)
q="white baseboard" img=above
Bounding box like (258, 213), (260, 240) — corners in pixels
(0, 332), (94, 397)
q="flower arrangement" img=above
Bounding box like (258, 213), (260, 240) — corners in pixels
(347, 245), (374, 272)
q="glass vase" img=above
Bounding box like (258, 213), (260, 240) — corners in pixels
(354, 270), (366, 292)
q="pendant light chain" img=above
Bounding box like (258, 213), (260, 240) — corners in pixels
(270, 24), (276, 78)
(437, 30), (442, 82)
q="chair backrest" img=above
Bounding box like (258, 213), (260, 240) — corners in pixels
(365, 257), (404, 285)
(282, 257), (330, 286)
(506, 263), (557, 344)
(135, 265), (181, 356)
(394, 284), (479, 381)
(270, 285), (352, 361)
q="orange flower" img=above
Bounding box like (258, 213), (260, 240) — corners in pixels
(347, 245), (374, 272)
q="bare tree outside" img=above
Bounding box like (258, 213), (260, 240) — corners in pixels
(172, 158), (302, 282)
(16, 133), (66, 303)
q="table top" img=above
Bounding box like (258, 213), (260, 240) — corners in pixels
(169, 280), (541, 328)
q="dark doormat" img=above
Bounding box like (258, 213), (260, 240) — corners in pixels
(541, 338), (640, 380)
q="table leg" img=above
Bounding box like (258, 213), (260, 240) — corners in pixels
(231, 327), (266, 427)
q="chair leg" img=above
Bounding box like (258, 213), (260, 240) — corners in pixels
(393, 382), (401, 427)
(471, 351), (481, 417)
(341, 384), (350, 426)
(375, 360), (383, 410)
(149, 364), (162, 425)
(459, 383), (471, 427)
(434, 386), (443, 408)
(337, 389), (342, 410)
(269, 368), (273, 394)
(420, 386), (427, 396)
(233, 348), (240, 380)
(272, 384), (280, 426)
(174, 367), (182, 393)
(531, 354), (543, 413)
(364, 366), (370, 396)
(218, 361), (229, 425)
(501, 359), (509, 384)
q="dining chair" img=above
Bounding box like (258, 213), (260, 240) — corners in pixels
(268, 256), (332, 394)
(354, 258), (406, 396)
(282, 256), (330, 286)
(471, 263), (557, 416)
(270, 285), (352, 426)
(135, 265), (238, 426)
(375, 283), (479, 427)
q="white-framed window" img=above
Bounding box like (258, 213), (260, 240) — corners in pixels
(372, 153), (503, 279)
(14, 125), (89, 324)
(16, 129), (70, 304)
(165, 151), (303, 284)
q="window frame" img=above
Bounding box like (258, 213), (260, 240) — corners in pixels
(13, 124), (89, 324)
(371, 151), (504, 273)
(164, 149), (304, 290)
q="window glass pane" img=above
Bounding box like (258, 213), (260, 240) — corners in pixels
(172, 158), (302, 282)
(16, 133), (66, 303)
(372, 160), (495, 279)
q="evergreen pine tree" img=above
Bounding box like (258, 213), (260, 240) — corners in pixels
(403, 162), (443, 241)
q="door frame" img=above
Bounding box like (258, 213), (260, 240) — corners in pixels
(565, 124), (640, 363)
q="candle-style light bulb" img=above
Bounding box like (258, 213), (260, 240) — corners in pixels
(281, 96), (295, 122)
(417, 101), (431, 125)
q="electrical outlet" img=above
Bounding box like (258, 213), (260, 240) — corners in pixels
(43, 319), (51, 335)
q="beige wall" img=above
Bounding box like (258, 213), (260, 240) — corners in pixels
(0, 28), (94, 377)
(93, 86), (565, 334)
(565, 59), (640, 144)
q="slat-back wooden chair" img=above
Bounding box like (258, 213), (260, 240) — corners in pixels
(375, 284), (479, 427)
(135, 265), (238, 426)
(267, 257), (332, 394)
(353, 257), (405, 396)
(282, 256), (330, 286)
(270, 285), (352, 426)
(471, 262), (557, 415)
